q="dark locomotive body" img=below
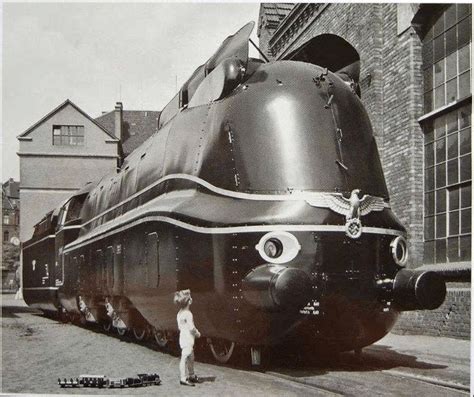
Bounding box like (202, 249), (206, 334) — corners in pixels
(22, 22), (446, 362)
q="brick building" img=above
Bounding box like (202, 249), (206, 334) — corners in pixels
(258, 3), (471, 338)
(2, 178), (20, 245)
(2, 178), (20, 288)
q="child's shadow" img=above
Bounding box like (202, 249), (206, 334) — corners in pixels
(197, 376), (216, 383)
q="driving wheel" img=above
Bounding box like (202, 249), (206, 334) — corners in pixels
(208, 338), (235, 364)
(133, 326), (147, 341)
(153, 326), (168, 348)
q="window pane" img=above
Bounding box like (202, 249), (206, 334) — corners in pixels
(424, 67), (433, 92)
(459, 127), (471, 155)
(435, 238), (446, 263)
(460, 185), (471, 208)
(461, 208), (471, 234)
(77, 136), (84, 145)
(458, 17), (471, 48)
(436, 214), (446, 238)
(446, 51), (457, 80)
(449, 210), (459, 235)
(447, 158), (459, 185)
(424, 121), (435, 142)
(78, 126), (84, 136)
(424, 90), (433, 113)
(459, 71), (471, 99)
(459, 235), (471, 261)
(424, 240), (435, 264)
(446, 78), (457, 103)
(460, 154), (471, 181)
(447, 237), (459, 262)
(436, 163), (446, 188)
(457, 4), (471, 22)
(53, 127), (61, 136)
(422, 42), (433, 66)
(447, 133), (458, 159)
(446, 5), (457, 29)
(446, 110), (458, 133)
(445, 26), (457, 56)
(434, 116), (446, 139)
(425, 143), (434, 166)
(449, 187), (460, 210)
(434, 59), (445, 86)
(434, 33), (445, 62)
(425, 216), (435, 239)
(433, 14), (445, 37)
(459, 105), (471, 128)
(458, 45), (470, 73)
(425, 192), (435, 215)
(425, 166), (435, 190)
(435, 138), (446, 163)
(434, 85), (445, 108)
(53, 136), (61, 145)
(436, 189), (446, 213)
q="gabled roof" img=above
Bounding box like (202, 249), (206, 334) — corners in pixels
(95, 110), (160, 157)
(17, 99), (119, 141)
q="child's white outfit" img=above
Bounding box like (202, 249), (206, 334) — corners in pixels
(177, 308), (199, 383)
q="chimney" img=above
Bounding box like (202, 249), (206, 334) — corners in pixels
(114, 102), (123, 141)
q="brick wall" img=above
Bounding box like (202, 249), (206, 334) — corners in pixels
(392, 283), (471, 339)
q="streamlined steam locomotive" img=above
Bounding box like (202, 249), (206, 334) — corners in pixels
(22, 22), (446, 365)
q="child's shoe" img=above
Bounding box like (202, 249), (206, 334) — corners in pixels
(188, 375), (200, 383)
(180, 379), (195, 387)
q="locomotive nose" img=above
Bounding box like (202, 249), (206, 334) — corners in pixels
(242, 264), (313, 311)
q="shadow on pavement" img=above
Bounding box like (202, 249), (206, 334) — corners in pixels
(263, 343), (447, 378)
(1, 305), (43, 319)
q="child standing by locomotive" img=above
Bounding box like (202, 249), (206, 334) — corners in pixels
(174, 289), (201, 386)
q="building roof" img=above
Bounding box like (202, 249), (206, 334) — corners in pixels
(2, 186), (18, 210)
(17, 99), (119, 141)
(95, 110), (160, 157)
(3, 179), (20, 199)
(259, 3), (295, 30)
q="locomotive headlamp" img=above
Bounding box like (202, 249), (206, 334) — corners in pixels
(263, 238), (283, 259)
(256, 232), (301, 264)
(390, 236), (408, 266)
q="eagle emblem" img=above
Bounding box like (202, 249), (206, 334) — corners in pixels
(305, 189), (389, 239)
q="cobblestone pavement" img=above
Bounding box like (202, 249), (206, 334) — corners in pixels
(1, 293), (470, 396)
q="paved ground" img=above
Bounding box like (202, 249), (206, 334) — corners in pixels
(1, 293), (470, 396)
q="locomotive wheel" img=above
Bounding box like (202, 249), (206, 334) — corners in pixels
(116, 327), (127, 336)
(208, 338), (235, 364)
(153, 327), (168, 348)
(133, 326), (147, 341)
